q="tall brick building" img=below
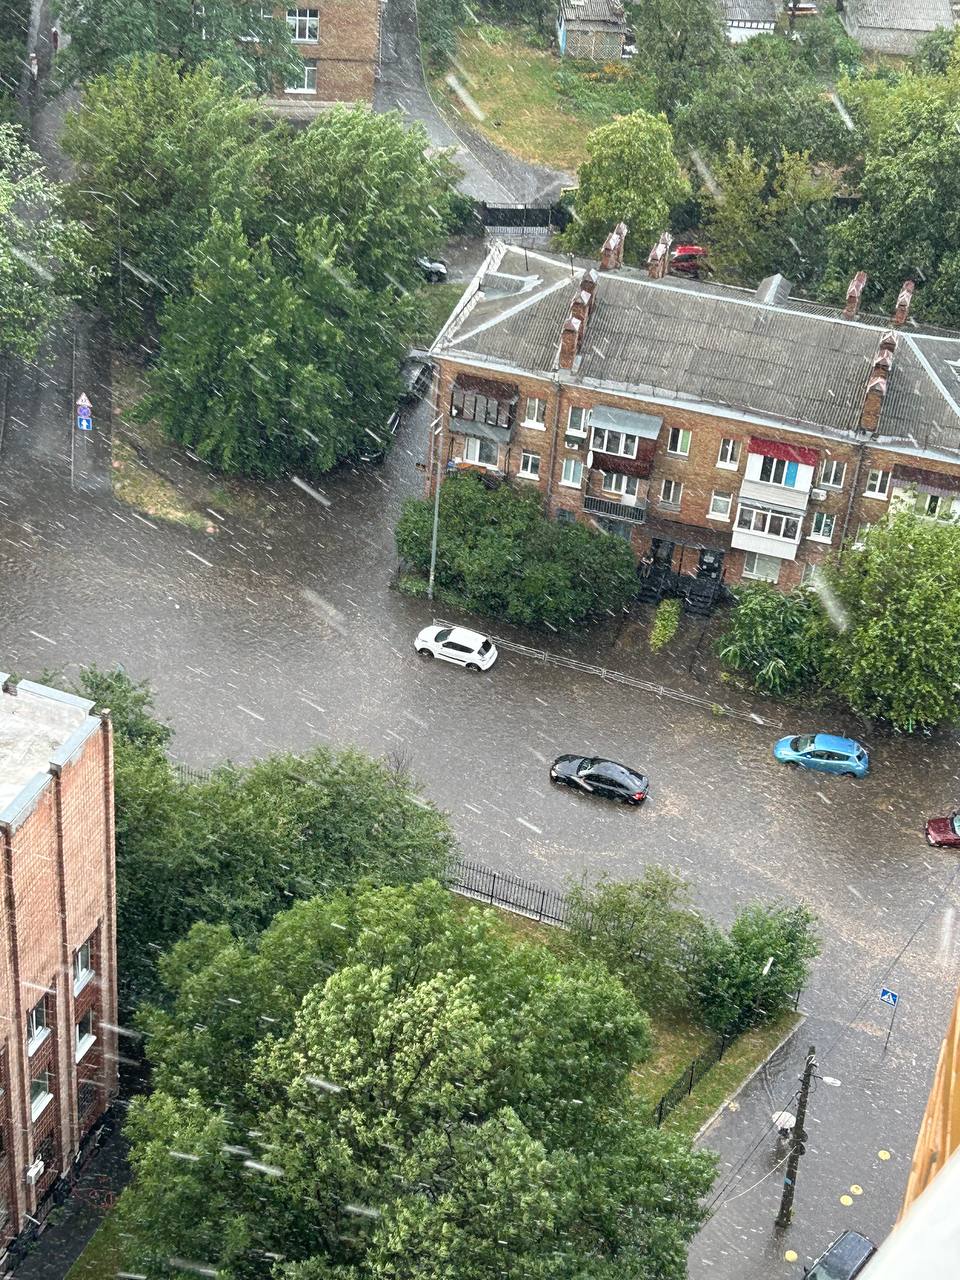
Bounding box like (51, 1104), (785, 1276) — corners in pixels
(267, 2), (383, 110)
(0, 678), (118, 1258)
(428, 232), (960, 599)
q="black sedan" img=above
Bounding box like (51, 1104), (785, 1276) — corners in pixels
(550, 755), (649, 804)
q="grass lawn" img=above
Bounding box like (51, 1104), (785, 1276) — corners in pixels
(410, 281), (465, 350)
(66, 1207), (125, 1280)
(439, 28), (595, 171)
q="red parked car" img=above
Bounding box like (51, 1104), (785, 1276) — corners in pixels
(670, 244), (708, 277)
(925, 810), (960, 848)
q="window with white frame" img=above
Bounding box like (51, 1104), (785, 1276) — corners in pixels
(76, 1009), (96, 1062)
(601, 472), (640, 497)
(591, 427), (638, 459)
(463, 436), (498, 467)
(286, 58), (317, 92)
(717, 437), (740, 469)
(27, 998), (49, 1054)
(758, 455), (799, 487)
(735, 506), (800, 541)
(742, 551), (781, 583)
(561, 457), (584, 488)
(519, 450), (541, 479)
(809, 511), (836, 542)
(801, 561), (823, 586)
(820, 459), (846, 489)
(864, 468), (890, 498)
(566, 406), (589, 436)
(853, 521), (871, 548)
(708, 491), (732, 520)
(667, 427), (691, 457)
(523, 397), (546, 427)
(287, 7), (319, 40)
(660, 478), (682, 508)
(915, 492), (959, 521)
(30, 1070), (52, 1121)
(241, 4), (274, 39)
(74, 939), (94, 994)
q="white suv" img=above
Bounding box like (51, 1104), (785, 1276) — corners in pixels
(415, 625), (498, 671)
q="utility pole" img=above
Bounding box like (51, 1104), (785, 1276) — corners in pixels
(775, 1045), (816, 1230)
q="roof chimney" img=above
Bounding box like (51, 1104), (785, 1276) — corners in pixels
(892, 280), (914, 327)
(860, 330), (898, 433)
(570, 289), (591, 330)
(647, 230), (672, 280)
(559, 316), (581, 369)
(600, 221), (627, 271)
(842, 271), (867, 320)
(579, 268), (599, 306)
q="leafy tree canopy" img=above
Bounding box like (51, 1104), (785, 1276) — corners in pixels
(120, 880), (714, 1280)
(627, 0), (726, 113)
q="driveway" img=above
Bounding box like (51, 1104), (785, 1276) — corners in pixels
(375, 0), (573, 204)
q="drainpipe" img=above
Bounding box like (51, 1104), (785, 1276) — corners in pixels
(838, 437), (867, 557)
(543, 372), (564, 506)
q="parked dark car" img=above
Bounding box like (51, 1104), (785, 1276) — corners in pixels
(925, 809), (960, 848)
(550, 755), (649, 804)
(416, 255), (448, 283)
(805, 1230), (876, 1280)
(358, 408), (402, 465)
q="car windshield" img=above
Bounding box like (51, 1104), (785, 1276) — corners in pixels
(576, 758), (596, 774)
(434, 628), (452, 643)
(478, 640), (491, 655)
(794, 734), (815, 752)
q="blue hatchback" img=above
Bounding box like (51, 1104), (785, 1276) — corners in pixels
(773, 733), (869, 778)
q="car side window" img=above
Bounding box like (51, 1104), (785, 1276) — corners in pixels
(444, 642), (470, 654)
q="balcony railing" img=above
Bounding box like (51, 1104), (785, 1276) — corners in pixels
(583, 494), (648, 524)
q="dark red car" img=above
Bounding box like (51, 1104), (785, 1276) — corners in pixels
(926, 811), (960, 848)
(670, 244), (708, 277)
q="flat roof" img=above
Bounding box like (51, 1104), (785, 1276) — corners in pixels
(0, 678), (97, 818)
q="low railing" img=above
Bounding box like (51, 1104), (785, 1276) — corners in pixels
(583, 493), (648, 524)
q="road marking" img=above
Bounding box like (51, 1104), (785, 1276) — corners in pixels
(517, 818), (542, 834)
(840, 1194), (853, 1206)
(28, 630), (56, 645)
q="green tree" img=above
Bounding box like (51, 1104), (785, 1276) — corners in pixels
(0, 123), (87, 362)
(74, 664), (172, 750)
(718, 581), (827, 696)
(559, 109), (689, 260)
(0, 3), (29, 122)
(628, 0), (726, 113)
(62, 55), (270, 340)
(824, 513), (960, 730)
(54, 0), (298, 92)
(912, 24), (960, 75)
(121, 881), (713, 1280)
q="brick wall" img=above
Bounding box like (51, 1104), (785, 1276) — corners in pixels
(280, 0), (379, 104)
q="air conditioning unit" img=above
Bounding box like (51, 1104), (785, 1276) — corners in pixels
(565, 439), (581, 451)
(810, 487), (827, 502)
(621, 493), (637, 508)
(25, 1158), (44, 1186)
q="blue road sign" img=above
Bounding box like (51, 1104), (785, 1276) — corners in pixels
(76, 415), (93, 432)
(880, 988), (898, 1008)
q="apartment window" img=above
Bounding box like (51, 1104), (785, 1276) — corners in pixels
(853, 521), (871, 548)
(667, 427), (691, 457)
(601, 472), (639, 497)
(287, 7), (319, 40)
(759, 455), (798, 487)
(286, 58), (317, 92)
(742, 551), (781, 583)
(519, 450), (541, 479)
(820, 459), (846, 489)
(556, 508), (575, 524)
(708, 491), (732, 520)
(801, 562), (823, 586)
(523, 397), (546, 427)
(809, 511), (836, 542)
(451, 386), (510, 428)
(30, 1071), (52, 1122)
(717, 438), (740, 469)
(566, 406), (589, 437)
(864, 468), (890, 498)
(76, 1010), (96, 1063)
(463, 436), (498, 468)
(74, 939), (94, 995)
(591, 428), (638, 459)
(27, 998), (49, 1054)
(660, 478), (682, 509)
(78, 1080), (99, 1118)
(561, 458), (584, 488)
(596, 518), (632, 541)
(736, 506), (800, 541)
(242, 4), (275, 39)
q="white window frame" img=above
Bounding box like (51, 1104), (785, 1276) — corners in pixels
(523, 397), (546, 428)
(735, 505), (801, 542)
(601, 472), (639, 497)
(852, 522), (871, 549)
(742, 551), (781, 583)
(560, 457), (584, 488)
(518, 450), (541, 479)
(666, 427), (691, 458)
(73, 940), (94, 996)
(463, 436), (499, 468)
(76, 1010), (96, 1063)
(27, 1000), (49, 1056)
(717, 438), (740, 470)
(30, 1071), (53, 1122)
(864, 468), (890, 499)
(819, 459), (846, 489)
(286, 58), (317, 93)
(708, 491), (732, 521)
(757, 455), (800, 488)
(566, 406), (589, 438)
(660, 478), (682, 509)
(286, 7), (319, 41)
(591, 427), (638, 459)
(801, 562), (823, 586)
(808, 511), (835, 543)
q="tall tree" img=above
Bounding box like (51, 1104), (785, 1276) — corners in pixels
(629, 0), (726, 114)
(560, 109), (689, 261)
(0, 122), (86, 362)
(121, 881), (715, 1280)
(54, 0), (298, 92)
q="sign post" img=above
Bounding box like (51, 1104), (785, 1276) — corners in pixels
(880, 988), (899, 1052)
(75, 393), (93, 432)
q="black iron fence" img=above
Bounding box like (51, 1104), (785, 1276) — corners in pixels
(445, 856), (572, 926)
(650, 1029), (734, 1128)
(479, 201), (572, 232)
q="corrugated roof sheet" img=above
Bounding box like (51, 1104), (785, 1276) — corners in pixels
(559, 0), (628, 27)
(723, 0), (779, 23)
(848, 0), (955, 30)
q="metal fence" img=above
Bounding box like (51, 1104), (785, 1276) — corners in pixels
(650, 1030), (734, 1128)
(171, 760), (213, 785)
(445, 856), (572, 925)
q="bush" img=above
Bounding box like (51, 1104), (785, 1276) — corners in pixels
(691, 903), (819, 1035)
(553, 62), (656, 125)
(395, 472), (637, 631)
(418, 0), (467, 67)
(718, 582), (826, 696)
(649, 598), (681, 652)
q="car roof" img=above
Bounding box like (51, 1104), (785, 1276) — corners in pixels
(813, 734), (861, 753)
(808, 1230), (876, 1278)
(447, 627), (488, 648)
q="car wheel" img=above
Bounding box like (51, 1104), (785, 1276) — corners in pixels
(466, 662), (480, 672)
(417, 648), (434, 660)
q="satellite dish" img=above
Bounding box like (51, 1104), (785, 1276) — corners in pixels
(586, 449), (594, 469)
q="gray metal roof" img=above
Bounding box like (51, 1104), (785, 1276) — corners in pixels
(723, 0), (779, 23)
(846, 0), (955, 30)
(435, 244), (960, 460)
(558, 0), (629, 28)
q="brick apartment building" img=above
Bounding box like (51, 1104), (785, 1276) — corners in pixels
(0, 678), (118, 1259)
(428, 230), (960, 600)
(265, 2), (382, 110)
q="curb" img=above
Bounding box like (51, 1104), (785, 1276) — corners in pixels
(692, 1011), (808, 1146)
